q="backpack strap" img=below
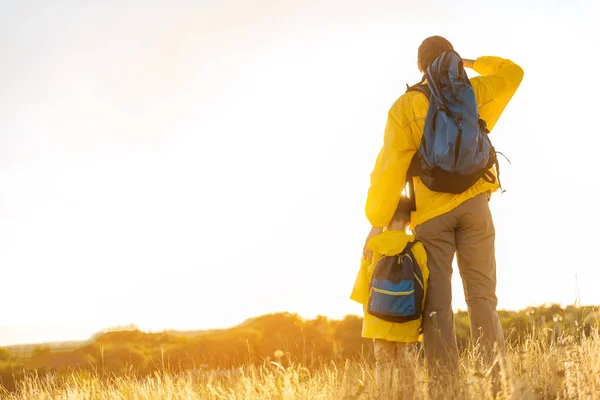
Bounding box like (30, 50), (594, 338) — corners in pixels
(403, 239), (419, 254)
(407, 154), (419, 211)
(405, 77), (431, 99)
(401, 240), (424, 294)
(479, 118), (509, 193)
(396, 79), (431, 214)
(486, 150), (511, 193)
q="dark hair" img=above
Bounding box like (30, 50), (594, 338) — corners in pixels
(418, 36), (454, 72)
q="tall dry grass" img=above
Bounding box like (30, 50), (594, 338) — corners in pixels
(2, 328), (599, 400)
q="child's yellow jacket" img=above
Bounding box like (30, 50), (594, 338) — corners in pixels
(351, 230), (429, 342)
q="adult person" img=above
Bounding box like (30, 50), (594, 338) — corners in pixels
(363, 35), (524, 396)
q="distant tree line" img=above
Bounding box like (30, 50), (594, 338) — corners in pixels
(0, 304), (598, 391)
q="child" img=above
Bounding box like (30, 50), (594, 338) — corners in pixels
(351, 214), (429, 399)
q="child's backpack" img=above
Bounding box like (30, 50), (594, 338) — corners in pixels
(367, 240), (425, 323)
(405, 50), (502, 204)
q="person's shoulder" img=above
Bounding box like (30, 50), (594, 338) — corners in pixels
(393, 89), (424, 105)
(389, 90), (427, 124)
(469, 75), (485, 87)
(469, 76), (494, 107)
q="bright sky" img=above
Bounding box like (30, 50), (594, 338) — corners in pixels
(1, 0), (598, 346)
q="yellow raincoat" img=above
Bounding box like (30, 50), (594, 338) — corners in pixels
(365, 56), (524, 228)
(351, 230), (429, 342)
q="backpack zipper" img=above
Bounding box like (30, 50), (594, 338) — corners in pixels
(414, 273), (424, 290)
(372, 288), (415, 296)
(454, 124), (463, 169)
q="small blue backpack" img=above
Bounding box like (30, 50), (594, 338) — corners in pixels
(367, 241), (425, 323)
(403, 51), (502, 207)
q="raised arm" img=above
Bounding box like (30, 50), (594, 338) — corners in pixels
(465, 56), (524, 131)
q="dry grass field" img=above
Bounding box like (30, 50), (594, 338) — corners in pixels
(2, 327), (599, 400)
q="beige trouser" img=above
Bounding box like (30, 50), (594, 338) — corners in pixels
(414, 193), (505, 397)
(374, 339), (417, 400)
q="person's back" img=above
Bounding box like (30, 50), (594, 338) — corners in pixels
(363, 36), (524, 398)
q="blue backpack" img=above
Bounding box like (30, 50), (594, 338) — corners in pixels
(367, 241), (425, 323)
(403, 51), (502, 207)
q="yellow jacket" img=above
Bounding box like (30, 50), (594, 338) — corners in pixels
(351, 231), (429, 342)
(365, 56), (524, 228)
